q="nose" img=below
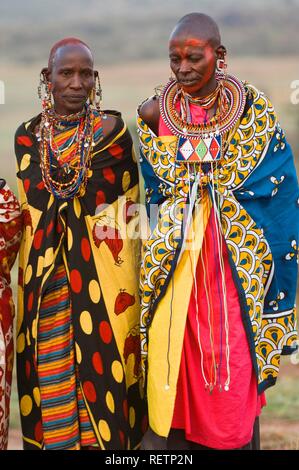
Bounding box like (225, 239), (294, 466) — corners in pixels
(179, 60), (191, 75)
(70, 73), (83, 89)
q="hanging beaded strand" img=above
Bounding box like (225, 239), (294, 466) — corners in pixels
(176, 81), (229, 127)
(39, 105), (97, 200)
(187, 164), (212, 391)
(209, 163), (231, 392)
(37, 68), (104, 200)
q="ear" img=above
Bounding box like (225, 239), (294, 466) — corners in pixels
(41, 67), (51, 83)
(215, 45), (227, 60)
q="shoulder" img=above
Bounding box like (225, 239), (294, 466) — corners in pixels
(15, 114), (41, 141)
(138, 96), (160, 134)
(96, 110), (133, 151)
(101, 112), (119, 139)
(139, 96), (160, 122)
(101, 110), (126, 139)
(235, 81), (276, 123)
(243, 82), (274, 109)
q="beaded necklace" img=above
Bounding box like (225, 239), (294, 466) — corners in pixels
(160, 74), (246, 164)
(162, 75), (236, 391)
(160, 73), (246, 139)
(39, 105), (102, 200)
(177, 82), (228, 124)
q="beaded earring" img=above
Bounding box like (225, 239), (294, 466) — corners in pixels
(90, 71), (102, 112)
(216, 47), (229, 114)
(38, 70), (53, 111)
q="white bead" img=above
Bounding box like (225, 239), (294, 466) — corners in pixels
(224, 385), (229, 391)
(164, 385), (170, 391)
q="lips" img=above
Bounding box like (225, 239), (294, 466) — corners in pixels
(178, 78), (199, 86)
(64, 95), (86, 101)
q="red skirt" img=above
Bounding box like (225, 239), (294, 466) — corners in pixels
(172, 209), (265, 449)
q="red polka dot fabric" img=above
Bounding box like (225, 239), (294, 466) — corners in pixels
(0, 181), (22, 450)
(15, 111), (146, 450)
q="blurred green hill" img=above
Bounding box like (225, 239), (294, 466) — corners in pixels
(1, 0), (299, 184)
(0, 0), (299, 64)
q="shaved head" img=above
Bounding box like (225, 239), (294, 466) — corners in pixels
(43, 37), (95, 115)
(48, 37), (93, 71)
(170, 13), (221, 48)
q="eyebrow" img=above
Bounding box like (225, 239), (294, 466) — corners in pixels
(57, 66), (93, 71)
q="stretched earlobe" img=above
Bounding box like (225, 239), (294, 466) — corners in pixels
(38, 68), (53, 110)
(216, 45), (227, 60)
(41, 67), (50, 81)
(90, 70), (102, 112)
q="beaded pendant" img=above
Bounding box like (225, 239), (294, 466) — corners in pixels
(176, 135), (222, 163)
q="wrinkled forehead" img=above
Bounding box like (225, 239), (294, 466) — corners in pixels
(49, 44), (94, 71)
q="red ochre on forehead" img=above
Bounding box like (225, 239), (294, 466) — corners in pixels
(170, 37), (210, 48)
(185, 38), (209, 47)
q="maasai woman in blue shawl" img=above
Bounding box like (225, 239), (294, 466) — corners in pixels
(137, 13), (299, 450)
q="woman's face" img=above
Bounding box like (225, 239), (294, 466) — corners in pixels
(47, 44), (95, 116)
(169, 35), (217, 97)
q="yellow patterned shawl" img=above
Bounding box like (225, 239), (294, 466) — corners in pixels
(15, 111), (146, 449)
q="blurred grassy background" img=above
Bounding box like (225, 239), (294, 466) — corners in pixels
(0, 0), (298, 450)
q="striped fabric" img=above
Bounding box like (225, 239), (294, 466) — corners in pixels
(53, 114), (103, 166)
(37, 265), (98, 450)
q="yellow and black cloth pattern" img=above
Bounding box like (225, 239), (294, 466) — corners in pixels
(15, 111), (146, 449)
(137, 84), (299, 436)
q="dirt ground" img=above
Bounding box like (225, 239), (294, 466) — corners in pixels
(7, 420), (299, 450)
(7, 359), (299, 450)
(7, 421), (299, 451)
(260, 419), (299, 450)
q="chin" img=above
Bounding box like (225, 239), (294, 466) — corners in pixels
(62, 99), (88, 115)
(181, 84), (202, 95)
(69, 103), (86, 112)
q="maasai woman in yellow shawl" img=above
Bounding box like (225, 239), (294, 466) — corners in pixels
(15, 38), (145, 450)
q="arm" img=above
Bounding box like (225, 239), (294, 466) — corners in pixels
(138, 96), (160, 136)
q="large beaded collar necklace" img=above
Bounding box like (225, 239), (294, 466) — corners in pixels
(160, 74), (246, 163)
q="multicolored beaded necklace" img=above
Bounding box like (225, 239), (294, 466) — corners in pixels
(160, 73), (246, 139)
(39, 105), (103, 200)
(160, 73), (246, 163)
